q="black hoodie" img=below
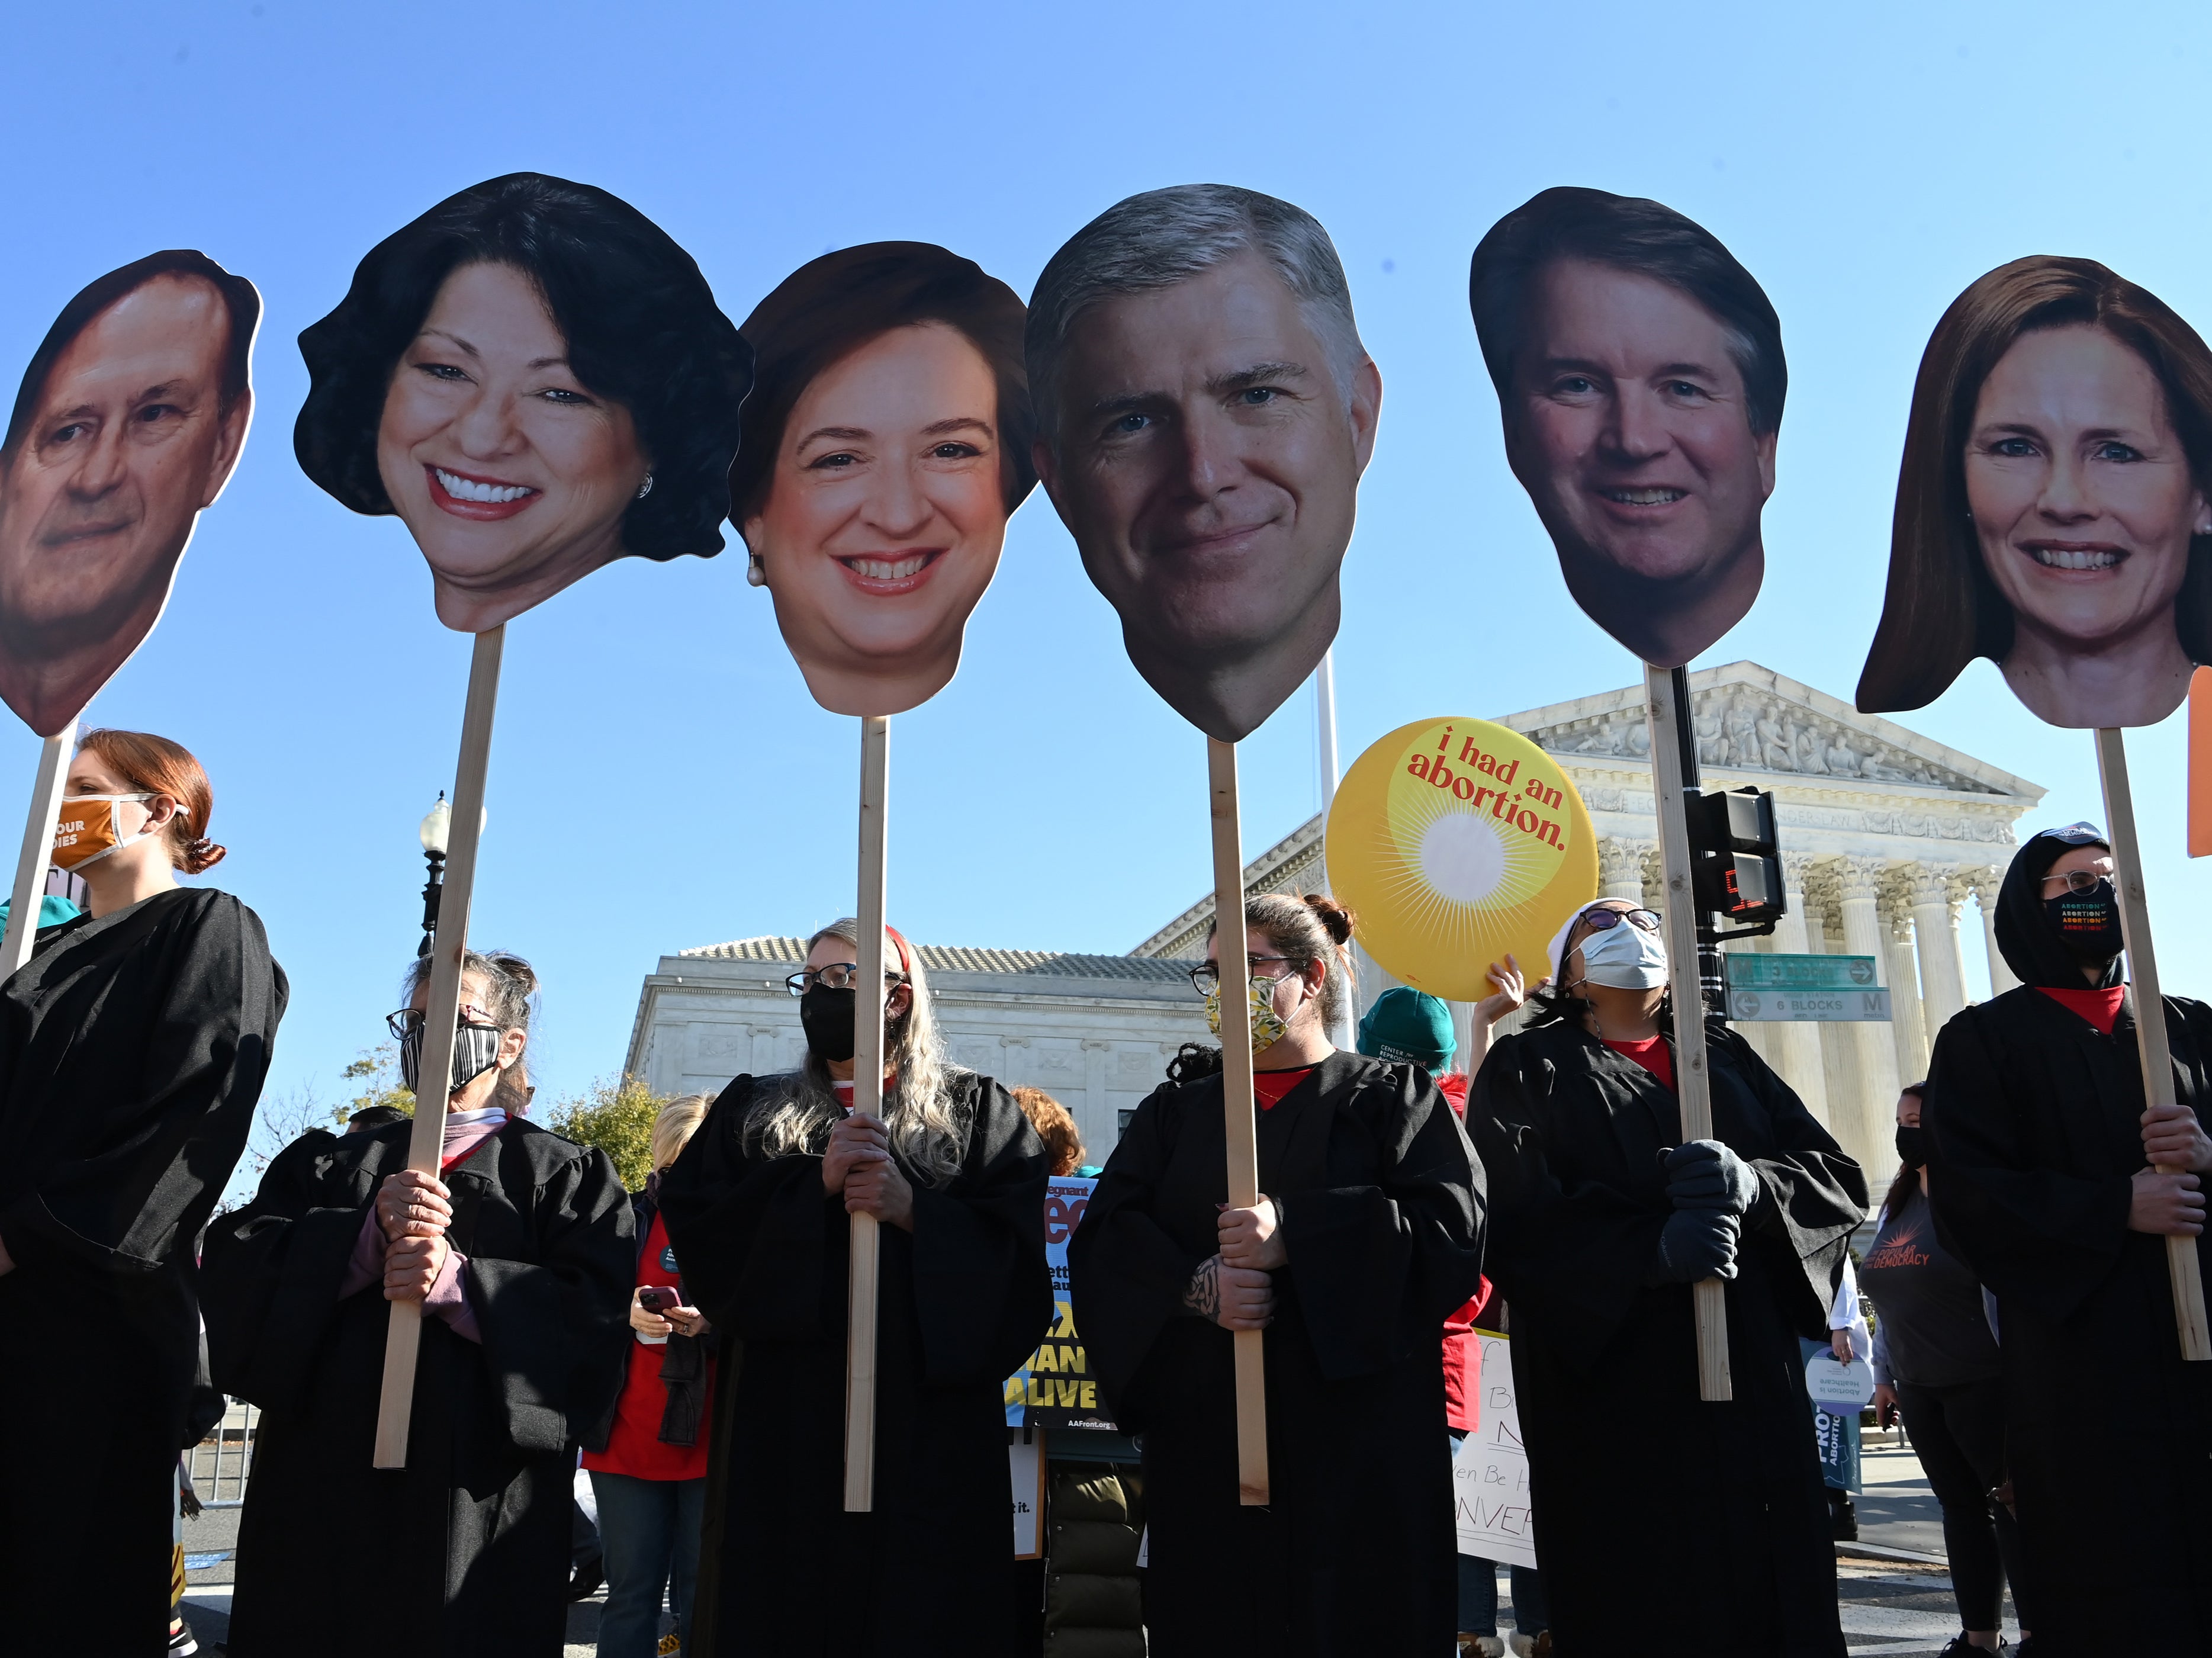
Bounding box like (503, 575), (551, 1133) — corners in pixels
(1992, 828), (2123, 991)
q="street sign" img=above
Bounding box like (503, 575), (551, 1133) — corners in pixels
(1724, 953), (1879, 991)
(1727, 987), (1892, 1023)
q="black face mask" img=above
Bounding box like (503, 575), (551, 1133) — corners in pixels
(800, 985), (857, 1063)
(1895, 1124), (1928, 1168)
(2046, 883), (2124, 963)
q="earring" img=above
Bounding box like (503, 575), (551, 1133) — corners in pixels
(635, 473), (654, 501)
(746, 550), (768, 587)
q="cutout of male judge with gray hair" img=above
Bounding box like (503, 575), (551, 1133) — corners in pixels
(1027, 184), (1381, 743)
(0, 251), (258, 736)
(1470, 187), (1785, 669)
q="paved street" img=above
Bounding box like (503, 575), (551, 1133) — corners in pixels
(174, 1429), (2021, 1656)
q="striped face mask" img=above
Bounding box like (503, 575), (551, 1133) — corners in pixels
(400, 1020), (506, 1095)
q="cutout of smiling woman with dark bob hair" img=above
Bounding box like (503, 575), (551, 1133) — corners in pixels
(1858, 256), (2212, 729)
(295, 173), (751, 633)
(730, 242), (1036, 716)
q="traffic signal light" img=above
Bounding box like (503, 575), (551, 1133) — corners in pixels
(1688, 786), (1785, 928)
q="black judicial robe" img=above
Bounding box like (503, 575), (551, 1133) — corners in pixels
(201, 1115), (633, 1658)
(0, 888), (287, 1657)
(657, 1069), (1051, 1657)
(1067, 1050), (1486, 1658)
(1924, 840), (2212, 1650)
(1470, 1017), (1864, 1658)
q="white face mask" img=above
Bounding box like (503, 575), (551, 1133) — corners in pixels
(1573, 918), (1669, 989)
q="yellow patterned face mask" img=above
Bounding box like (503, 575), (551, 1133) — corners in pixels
(1205, 974), (1290, 1056)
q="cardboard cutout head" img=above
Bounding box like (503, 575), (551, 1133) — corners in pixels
(1027, 184), (1381, 744)
(1858, 256), (2212, 730)
(0, 252), (258, 737)
(1470, 187), (1784, 670)
(296, 173), (750, 634)
(731, 243), (1035, 717)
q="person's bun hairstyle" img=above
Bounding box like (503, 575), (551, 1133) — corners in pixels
(1301, 891), (1356, 947)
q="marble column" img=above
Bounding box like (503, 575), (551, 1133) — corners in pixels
(1878, 876), (1930, 1086)
(1966, 867), (2017, 995)
(1599, 837), (1648, 904)
(1833, 857), (1904, 1183)
(1764, 852), (1831, 1128)
(1911, 865), (1969, 1043)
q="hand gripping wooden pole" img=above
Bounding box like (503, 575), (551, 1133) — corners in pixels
(374, 625), (505, 1469)
(0, 721), (79, 982)
(1208, 737), (1271, 1504)
(1645, 666), (1732, 1401)
(844, 714), (891, 1511)
(2094, 727), (2212, 1363)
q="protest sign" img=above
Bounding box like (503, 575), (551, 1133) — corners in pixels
(1005, 1175), (1117, 1431)
(1030, 187), (1383, 1502)
(1327, 716), (1596, 1002)
(735, 243), (1036, 1505)
(293, 172), (750, 1467)
(1453, 1331), (1537, 1570)
(0, 252), (261, 978)
(1009, 1434), (1045, 1559)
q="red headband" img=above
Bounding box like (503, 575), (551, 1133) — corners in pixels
(885, 926), (914, 977)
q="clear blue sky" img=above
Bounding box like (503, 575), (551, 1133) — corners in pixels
(5, 0), (2208, 1124)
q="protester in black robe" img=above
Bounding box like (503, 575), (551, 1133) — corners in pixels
(1924, 823), (2212, 1649)
(1069, 893), (1486, 1657)
(202, 950), (633, 1658)
(1470, 898), (1864, 1658)
(658, 919), (1051, 1657)
(0, 730), (285, 1657)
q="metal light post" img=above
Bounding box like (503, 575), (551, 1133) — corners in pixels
(417, 793), (451, 958)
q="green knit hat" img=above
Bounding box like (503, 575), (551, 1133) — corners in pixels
(1356, 987), (1457, 1069)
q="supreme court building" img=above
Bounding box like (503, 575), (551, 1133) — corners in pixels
(626, 663), (2042, 1182)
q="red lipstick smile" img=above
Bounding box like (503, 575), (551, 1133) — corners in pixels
(426, 464), (542, 522)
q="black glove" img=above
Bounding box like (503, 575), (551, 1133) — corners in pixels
(1648, 1208), (1740, 1285)
(1663, 1139), (1761, 1217)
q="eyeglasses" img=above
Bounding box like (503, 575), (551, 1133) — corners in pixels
(1574, 906), (1662, 934)
(1187, 956), (1307, 993)
(784, 963), (909, 997)
(385, 1004), (501, 1040)
(2040, 869), (2115, 897)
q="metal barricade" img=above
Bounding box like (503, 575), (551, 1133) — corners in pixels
(187, 1397), (259, 1509)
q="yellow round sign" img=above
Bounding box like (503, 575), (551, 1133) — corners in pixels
(1326, 716), (1598, 1002)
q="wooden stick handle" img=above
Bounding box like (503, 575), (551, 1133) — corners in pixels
(374, 626), (506, 1468)
(2095, 728), (2212, 1362)
(0, 723), (78, 982)
(844, 715), (891, 1511)
(1208, 737), (1271, 1504)
(1645, 666), (1732, 1400)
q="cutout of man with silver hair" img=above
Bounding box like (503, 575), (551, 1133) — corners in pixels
(1027, 184), (1381, 742)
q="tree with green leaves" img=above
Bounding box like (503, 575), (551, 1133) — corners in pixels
(544, 1074), (667, 1191)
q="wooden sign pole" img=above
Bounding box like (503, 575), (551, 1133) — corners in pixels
(0, 721), (79, 981)
(1644, 666), (1732, 1401)
(844, 714), (891, 1511)
(373, 625), (505, 1468)
(2094, 727), (2212, 1362)
(1207, 737), (1270, 1505)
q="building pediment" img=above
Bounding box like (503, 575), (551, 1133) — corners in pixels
(1499, 661), (2041, 801)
